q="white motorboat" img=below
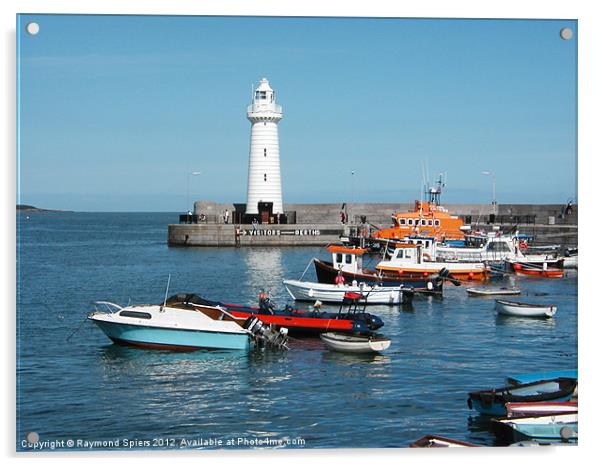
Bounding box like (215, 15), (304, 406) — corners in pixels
(495, 299), (557, 318)
(467, 287), (521, 297)
(88, 300), (288, 351)
(282, 279), (414, 305)
(319, 332), (391, 353)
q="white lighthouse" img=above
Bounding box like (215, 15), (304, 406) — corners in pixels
(245, 78), (284, 215)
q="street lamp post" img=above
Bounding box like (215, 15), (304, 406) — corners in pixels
(350, 170), (355, 224)
(186, 171), (201, 214)
(482, 171), (497, 216)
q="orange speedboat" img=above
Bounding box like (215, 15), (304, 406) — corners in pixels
(372, 177), (468, 241)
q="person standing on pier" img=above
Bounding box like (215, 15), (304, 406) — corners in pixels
(224, 209), (230, 224)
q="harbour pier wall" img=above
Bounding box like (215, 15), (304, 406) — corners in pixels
(169, 202), (577, 247)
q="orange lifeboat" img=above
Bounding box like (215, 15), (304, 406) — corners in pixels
(372, 175), (468, 242)
(373, 200), (466, 241)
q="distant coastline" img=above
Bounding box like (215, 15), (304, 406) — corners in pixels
(16, 204), (70, 212)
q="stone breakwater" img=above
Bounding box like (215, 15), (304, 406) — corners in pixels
(169, 202), (577, 247)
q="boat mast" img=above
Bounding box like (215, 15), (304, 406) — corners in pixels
(162, 274), (171, 311)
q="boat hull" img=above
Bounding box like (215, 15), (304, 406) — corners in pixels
(495, 300), (557, 318)
(466, 287), (521, 296)
(283, 279), (411, 304)
(376, 264), (487, 281)
(509, 262), (564, 278)
(91, 319), (250, 351)
(491, 413), (578, 444)
(319, 332), (391, 353)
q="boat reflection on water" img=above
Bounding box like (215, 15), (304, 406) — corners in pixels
(320, 351), (392, 366)
(466, 415), (496, 446)
(96, 344), (251, 378)
(495, 314), (557, 329)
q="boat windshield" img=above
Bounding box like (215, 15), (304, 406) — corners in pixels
(165, 293), (218, 307)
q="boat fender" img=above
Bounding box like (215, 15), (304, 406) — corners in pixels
(423, 252), (431, 261)
(427, 281), (433, 290)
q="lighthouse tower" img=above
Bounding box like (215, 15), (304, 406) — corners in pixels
(245, 78), (283, 215)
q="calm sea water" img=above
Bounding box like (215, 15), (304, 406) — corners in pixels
(16, 212), (577, 450)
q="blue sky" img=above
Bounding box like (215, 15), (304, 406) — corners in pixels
(17, 15), (577, 211)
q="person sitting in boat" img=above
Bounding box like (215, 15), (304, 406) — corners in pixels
(258, 289), (275, 314)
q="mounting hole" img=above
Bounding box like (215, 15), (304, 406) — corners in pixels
(26, 22), (40, 35)
(560, 27), (573, 40)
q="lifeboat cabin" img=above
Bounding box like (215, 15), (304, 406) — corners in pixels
(372, 200), (468, 241)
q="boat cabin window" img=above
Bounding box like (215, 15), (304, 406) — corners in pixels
(408, 219), (414, 225)
(336, 253), (343, 263)
(119, 310), (152, 319)
(487, 242), (511, 252)
(421, 219), (427, 226)
(399, 218), (406, 225)
(345, 254), (353, 264)
(434, 220), (440, 226)
(428, 220), (433, 226)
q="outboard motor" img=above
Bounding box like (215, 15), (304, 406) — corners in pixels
(243, 316), (289, 350)
(401, 286), (415, 305)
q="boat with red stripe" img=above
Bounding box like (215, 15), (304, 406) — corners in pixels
(165, 293), (384, 336)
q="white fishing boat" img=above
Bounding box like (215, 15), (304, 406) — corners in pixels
(282, 279), (414, 305)
(467, 287), (521, 297)
(376, 244), (488, 280)
(319, 332), (391, 353)
(495, 299), (557, 318)
(88, 299), (289, 351)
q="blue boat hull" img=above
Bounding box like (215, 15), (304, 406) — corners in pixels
(512, 422), (578, 443)
(93, 320), (250, 351)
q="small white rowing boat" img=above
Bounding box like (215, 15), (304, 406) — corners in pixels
(319, 332), (391, 353)
(506, 401), (577, 418)
(410, 435), (480, 448)
(495, 300), (557, 318)
(467, 287), (521, 297)
(283, 279), (414, 305)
